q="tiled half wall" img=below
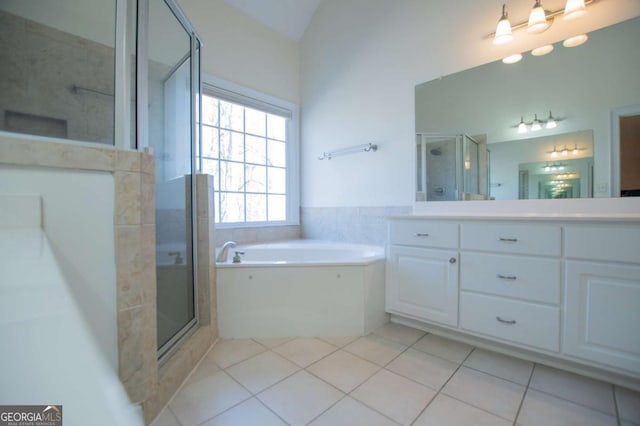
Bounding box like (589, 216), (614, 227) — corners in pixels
(0, 135), (218, 424)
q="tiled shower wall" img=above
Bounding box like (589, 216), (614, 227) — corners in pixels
(301, 206), (412, 245)
(0, 11), (115, 144)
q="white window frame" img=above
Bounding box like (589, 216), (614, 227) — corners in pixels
(201, 74), (300, 228)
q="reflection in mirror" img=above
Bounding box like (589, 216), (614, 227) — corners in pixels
(416, 134), (489, 201)
(490, 130), (593, 200)
(0, 1), (116, 144)
(415, 18), (640, 201)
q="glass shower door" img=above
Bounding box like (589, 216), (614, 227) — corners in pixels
(146, 0), (200, 359)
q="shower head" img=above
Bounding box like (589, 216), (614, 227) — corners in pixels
(430, 147), (442, 156)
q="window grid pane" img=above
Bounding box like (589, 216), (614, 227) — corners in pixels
(202, 93), (288, 224)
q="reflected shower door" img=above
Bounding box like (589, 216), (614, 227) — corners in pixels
(424, 136), (458, 201)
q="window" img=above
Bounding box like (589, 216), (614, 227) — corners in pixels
(200, 83), (298, 226)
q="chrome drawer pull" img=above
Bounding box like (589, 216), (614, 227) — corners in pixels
(497, 274), (517, 280)
(415, 233), (430, 237)
(498, 237), (518, 242)
(496, 316), (517, 325)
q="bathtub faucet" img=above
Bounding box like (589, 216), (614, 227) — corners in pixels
(216, 241), (237, 263)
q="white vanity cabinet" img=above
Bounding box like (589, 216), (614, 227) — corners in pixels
(386, 220), (459, 327)
(459, 223), (562, 352)
(563, 225), (640, 373)
(386, 216), (640, 383)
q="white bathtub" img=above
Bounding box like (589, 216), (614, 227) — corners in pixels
(216, 240), (388, 338)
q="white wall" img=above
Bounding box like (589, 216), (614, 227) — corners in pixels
(300, 0), (640, 208)
(0, 165), (118, 370)
(178, 0), (300, 104)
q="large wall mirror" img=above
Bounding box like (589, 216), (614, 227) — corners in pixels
(415, 18), (639, 201)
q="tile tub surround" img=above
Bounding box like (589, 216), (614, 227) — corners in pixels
(151, 323), (639, 426)
(302, 206), (412, 245)
(0, 137), (219, 424)
(215, 224), (300, 247)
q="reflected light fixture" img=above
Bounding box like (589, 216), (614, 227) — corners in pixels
(527, 0), (550, 34)
(493, 4), (514, 45)
(546, 111), (557, 129)
(518, 117), (528, 134)
(531, 114), (542, 131)
(561, 146), (569, 156)
(572, 144), (579, 155)
(531, 44), (554, 56)
(550, 146), (558, 158)
(564, 0), (587, 20)
(502, 53), (523, 64)
(563, 34), (588, 47)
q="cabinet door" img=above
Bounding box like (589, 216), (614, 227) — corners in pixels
(386, 246), (458, 326)
(564, 261), (640, 374)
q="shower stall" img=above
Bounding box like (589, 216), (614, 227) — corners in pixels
(143, 0), (202, 360)
(416, 134), (489, 201)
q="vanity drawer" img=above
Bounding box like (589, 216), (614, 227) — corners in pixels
(389, 220), (458, 249)
(460, 223), (561, 256)
(460, 252), (561, 304)
(460, 292), (560, 352)
(565, 225), (640, 263)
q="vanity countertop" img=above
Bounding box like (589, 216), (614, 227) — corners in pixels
(390, 213), (640, 222)
(406, 198), (640, 222)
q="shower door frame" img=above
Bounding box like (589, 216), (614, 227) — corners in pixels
(137, 0), (203, 362)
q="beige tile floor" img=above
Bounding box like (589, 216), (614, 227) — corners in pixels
(152, 323), (640, 426)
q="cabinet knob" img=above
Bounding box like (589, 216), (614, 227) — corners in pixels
(498, 237), (518, 243)
(415, 233), (430, 237)
(449, 257), (457, 264)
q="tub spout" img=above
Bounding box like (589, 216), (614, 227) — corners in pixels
(216, 241), (237, 263)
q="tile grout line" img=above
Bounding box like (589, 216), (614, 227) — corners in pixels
(409, 345), (477, 425)
(511, 360), (536, 426)
(612, 384), (621, 426)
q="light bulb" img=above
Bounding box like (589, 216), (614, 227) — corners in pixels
(531, 44), (554, 57)
(531, 114), (542, 131)
(494, 4), (514, 45)
(518, 117), (528, 134)
(502, 53), (523, 64)
(564, 0), (586, 20)
(527, 0), (550, 34)
(563, 34), (588, 48)
(546, 111), (557, 129)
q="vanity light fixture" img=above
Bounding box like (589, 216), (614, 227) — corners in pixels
(528, 0), (550, 34)
(572, 144), (579, 155)
(489, 1), (594, 47)
(531, 44), (554, 56)
(493, 4), (514, 45)
(550, 146), (559, 158)
(564, 0), (587, 20)
(563, 33), (589, 47)
(561, 145), (569, 156)
(502, 53), (523, 64)
(545, 111), (557, 129)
